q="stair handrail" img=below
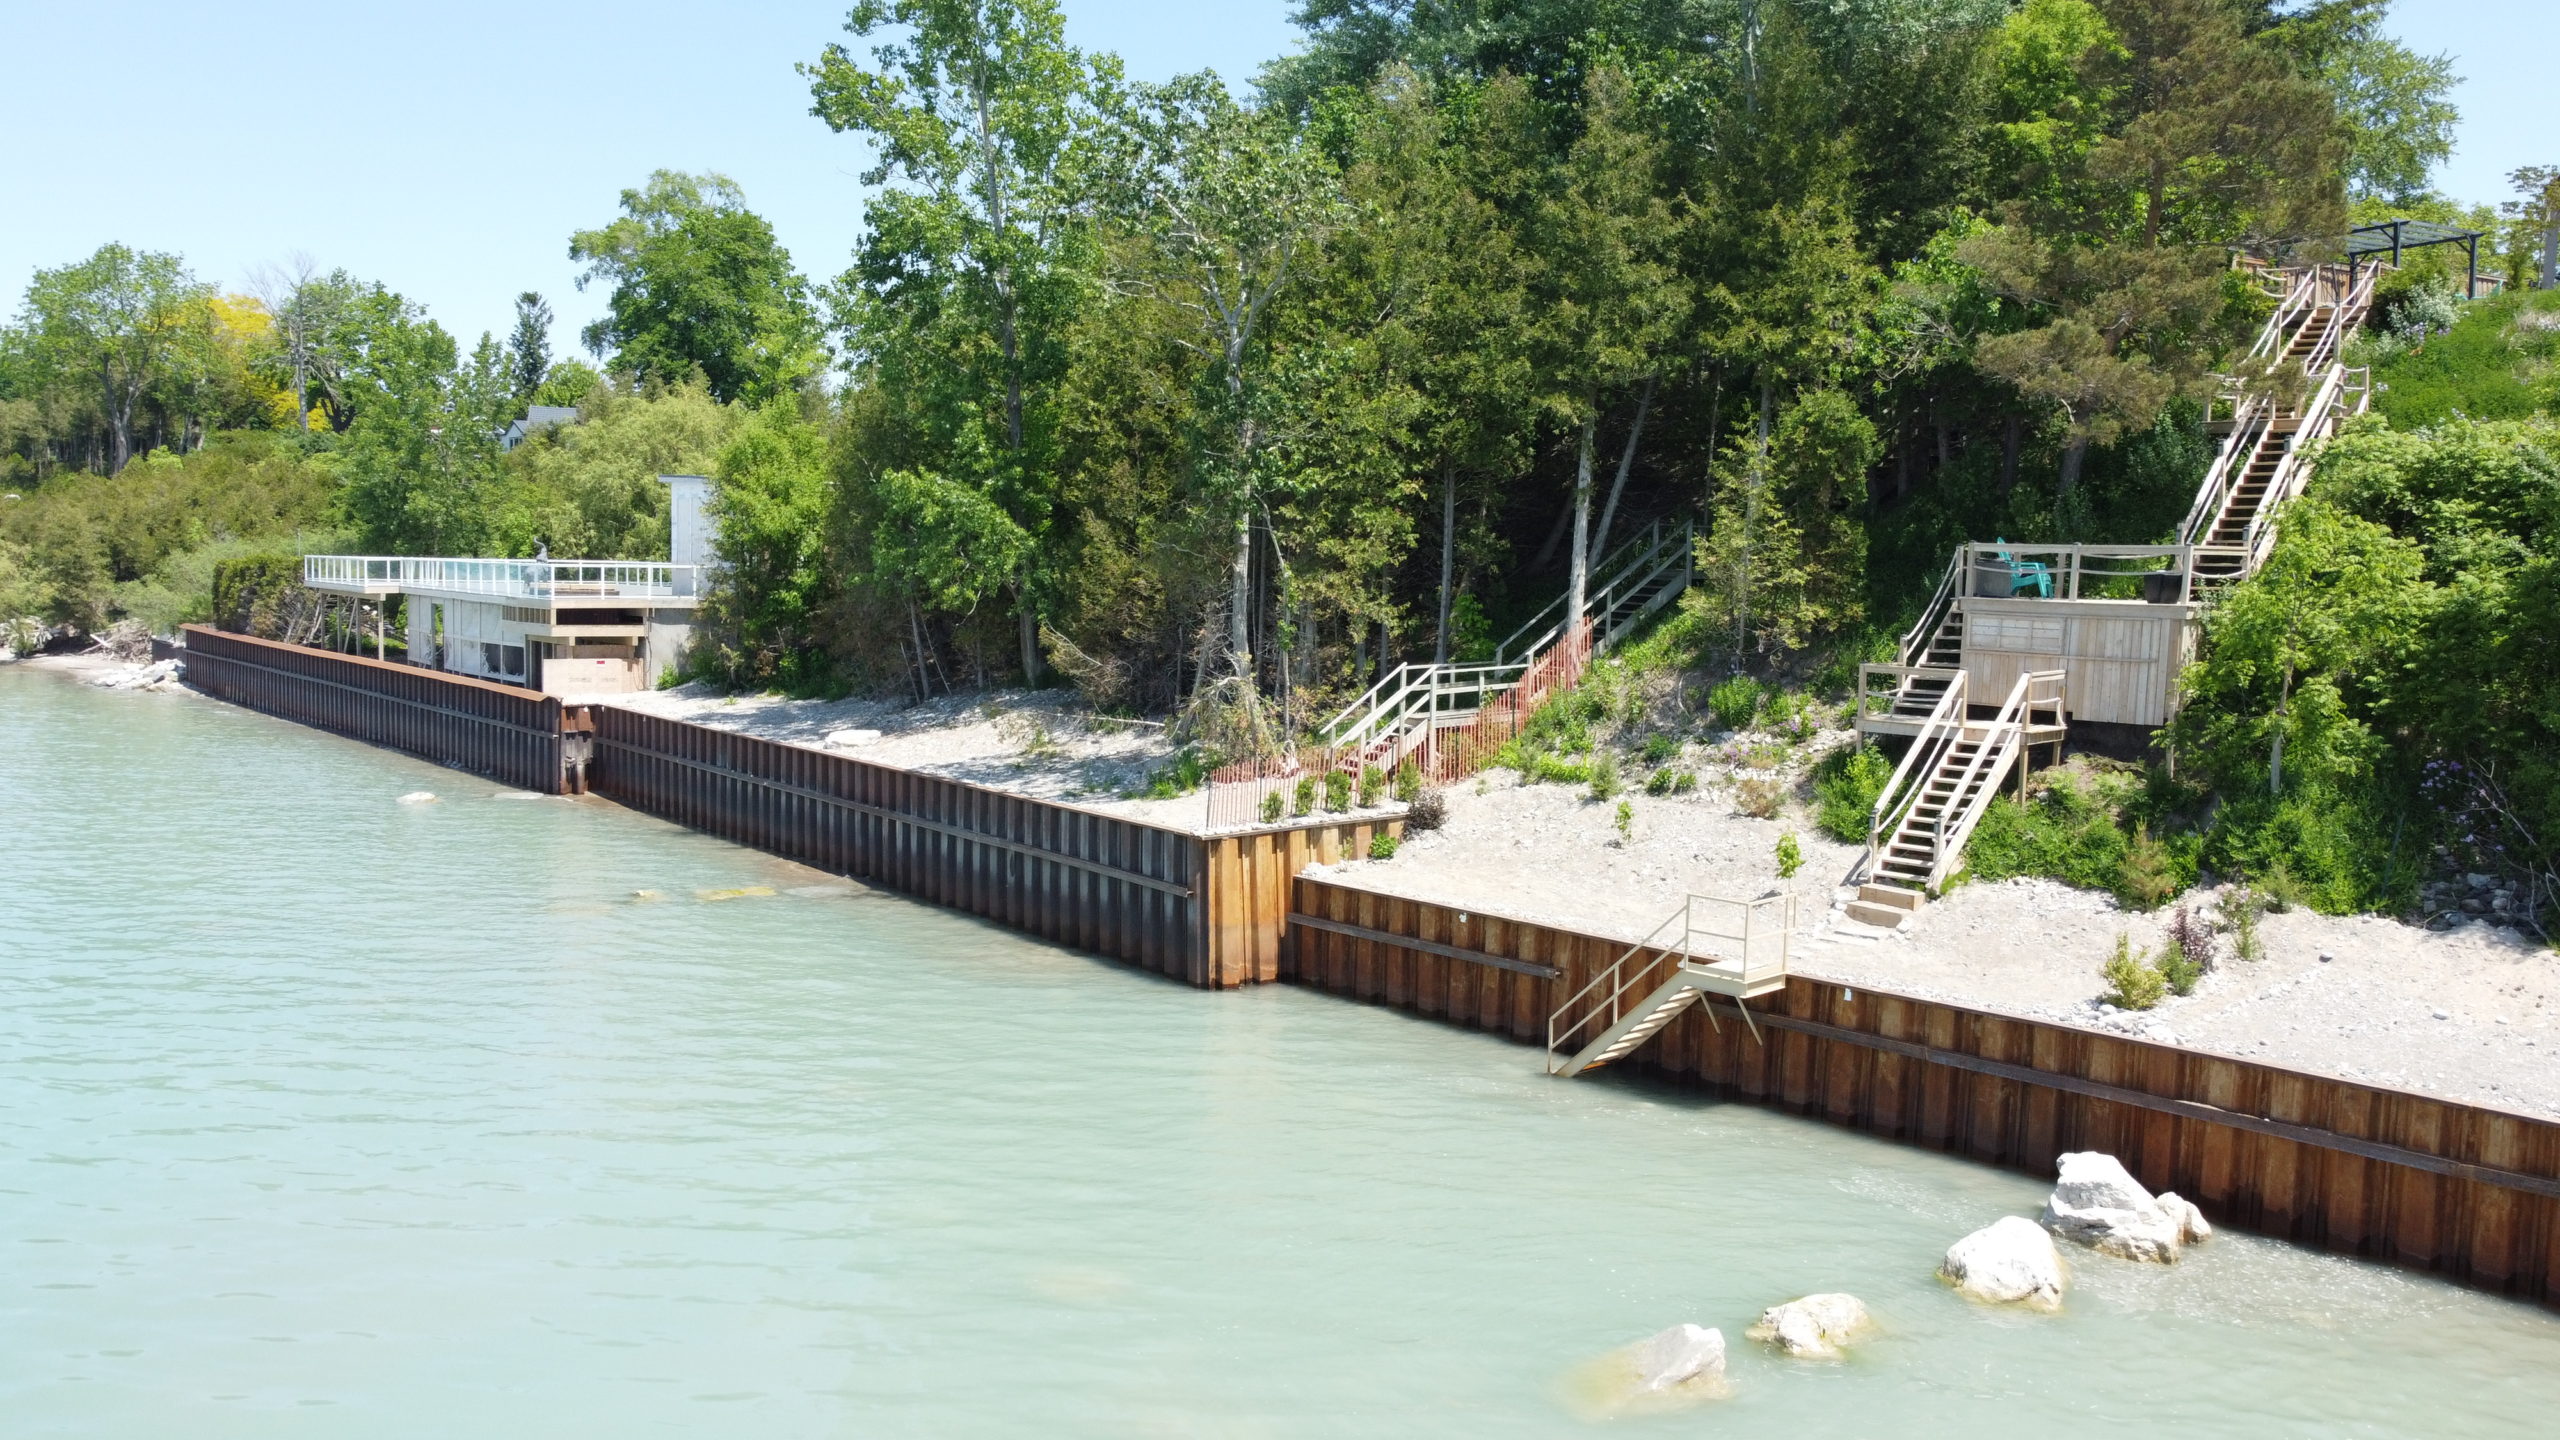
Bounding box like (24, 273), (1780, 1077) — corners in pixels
(1896, 546), (1965, 669)
(1866, 668), (1969, 882)
(1546, 902), (1691, 1070)
(2182, 392), (2276, 547)
(2231, 358), (2355, 574)
(1922, 669), (2062, 890)
(1495, 519), (1690, 665)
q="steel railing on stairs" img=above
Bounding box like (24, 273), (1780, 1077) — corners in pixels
(1545, 890), (1796, 1077)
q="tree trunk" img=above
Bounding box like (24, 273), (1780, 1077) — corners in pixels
(1588, 374), (1655, 576)
(2058, 437), (2089, 498)
(1738, 381), (1774, 663)
(1565, 409), (1597, 638)
(2269, 664), (2293, 795)
(1433, 457), (1455, 665)
(1018, 588), (1042, 687)
(1229, 510), (1252, 675)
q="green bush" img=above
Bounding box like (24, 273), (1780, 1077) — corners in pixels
(1526, 754), (1589, 785)
(1707, 673), (1764, 730)
(1260, 792), (1284, 824)
(1776, 832), (1803, 879)
(1641, 733), (1679, 765)
(209, 553), (307, 637)
(1368, 831), (1399, 860)
(2117, 825), (2180, 911)
(1140, 748), (1212, 799)
(1613, 800), (1633, 842)
(1325, 770), (1353, 811)
(1586, 753), (1621, 801)
(1358, 765), (1384, 808)
(1293, 775), (1317, 818)
(1646, 766), (1677, 796)
(2100, 934), (2168, 1010)
(1393, 759), (1421, 803)
(1812, 744), (1893, 843)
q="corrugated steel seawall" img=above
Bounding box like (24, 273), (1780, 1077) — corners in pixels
(179, 625), (568, 795)
(1288, 876), (2560, 1308)
(583, 705), (1396, 988)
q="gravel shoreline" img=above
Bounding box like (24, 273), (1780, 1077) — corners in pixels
(1308, 764), (2560, 1121)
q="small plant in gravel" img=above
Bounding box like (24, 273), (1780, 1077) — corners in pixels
(1260, 791), (1284, 824)
(2100, 933), (2168, 1010)
(1776, 832), (1803, 880)
(1326, 770), (1353, 811)
(1735, 775), (1785, 819)
(1293, 775), (1317, 817)
(1368, 832), (1400, 860)
(1393, 759), (1421, 803)
(1708, 674), (1764, 730)
(1529, 754), (1589, 785)
(1614, 800), (1634, 843)
(1812, 744), (1893, 843)
(2259, 857), (2308, 913)
(2164, 904), (2217, 977)
(1587, 753), (1622, 802)
(1358, 765), (1384, 807)
(2115, 824), (2179, 910)
(2223, 885), (2266, 961)
(2155, 936), (2204, 997)
(1406, 788), (1448, 831)
(1641, 733), (1680, 766)
(1646, 766), (1677, 796)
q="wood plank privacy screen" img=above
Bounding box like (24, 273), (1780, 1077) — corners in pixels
(1290, 876), (2560, 1307)
(585, 705), (1397, 988)
(180, 625), (568, 794)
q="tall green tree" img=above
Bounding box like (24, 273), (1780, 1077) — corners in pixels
(1963, 0), (2346, 502)
(1100, 73), (1343, 686)
(569, 171), (826, 405)
(507, 292), (554, 402)
(17, 244), (213, 474)
(806, 0), (1102, 683)
(336, 315), (513, 555)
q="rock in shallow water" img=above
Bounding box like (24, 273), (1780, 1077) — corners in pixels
(1940, 1216), (2066, 1309)
(1570, 1323), (1729, 1415)
(396, 791), (438, 805)
(1748, 1293), (1873, 1358)
(2040, 1151), (2211, 1263)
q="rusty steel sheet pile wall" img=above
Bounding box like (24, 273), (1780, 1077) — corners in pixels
(1290, 876), (2560, 1307)
(180, 626), (568, 794)
(588, 706), (1397, 988)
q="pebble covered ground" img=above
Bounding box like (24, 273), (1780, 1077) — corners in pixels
(1309, 757), (2560, 1120)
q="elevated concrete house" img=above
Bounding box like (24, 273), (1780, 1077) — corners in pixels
(303, 475), (713, 698)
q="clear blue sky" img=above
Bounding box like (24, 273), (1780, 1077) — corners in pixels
(0, 0), (2546, 357)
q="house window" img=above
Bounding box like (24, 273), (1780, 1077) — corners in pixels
(480, 643), (526, 678)
(502, 644), (525, 677)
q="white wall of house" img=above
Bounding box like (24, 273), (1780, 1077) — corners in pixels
(665, 475), (712, 572)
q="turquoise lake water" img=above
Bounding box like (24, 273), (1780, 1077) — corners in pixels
(5, 662), (2560, 1437)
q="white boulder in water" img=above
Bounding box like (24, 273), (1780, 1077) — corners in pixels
(1566, 1323), (1729, 1418)
(1940, 1216), (2066, 1310)
(2040, 1151), (2212, 1264)
(1748, 1293), (1873, 1358)
(397, 791), (439, 805)
(826, 727), (883, 748)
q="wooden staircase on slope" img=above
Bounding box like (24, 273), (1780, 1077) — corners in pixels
(1854, 670), (2066, 923)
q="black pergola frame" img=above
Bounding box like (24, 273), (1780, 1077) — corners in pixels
(2347, 218), (2490, 298)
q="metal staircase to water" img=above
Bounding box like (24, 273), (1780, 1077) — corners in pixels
(1547, 890), (1796, 1077)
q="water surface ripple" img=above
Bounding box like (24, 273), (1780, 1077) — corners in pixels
(4, 666), (2557, 1437)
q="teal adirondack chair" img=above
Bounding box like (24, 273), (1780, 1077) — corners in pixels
(1990, 539), (2055, 598)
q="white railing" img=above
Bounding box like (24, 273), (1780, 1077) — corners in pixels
(304, 555), (702, 602)
(1545, 890), (1797, 1072)
(1866, 669), (1969, 880)
(1917, 670), (2062, 892)
(1495, 520), (1693, 664)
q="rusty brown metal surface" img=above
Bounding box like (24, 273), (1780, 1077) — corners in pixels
(178, 626), (568, 794)
(1288, 874), (2560, 1308)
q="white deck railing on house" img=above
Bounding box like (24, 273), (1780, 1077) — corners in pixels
(303, 556), (702, 602)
